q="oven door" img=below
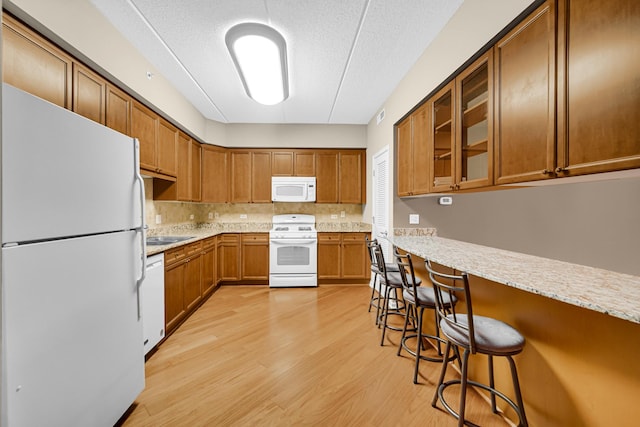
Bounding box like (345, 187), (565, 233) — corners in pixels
(269, 238), (318, 274)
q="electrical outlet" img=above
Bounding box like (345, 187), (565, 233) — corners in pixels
(208, 212), (214, 220)
(155, 214), (162, 224)
(331, 214), (338, 219)
(409, 214), (420, 225)
(240, 214), (248, 219)
(214, 212), (219, 219)
(189, 214), (194, 220)
(340, 211), (346, 218)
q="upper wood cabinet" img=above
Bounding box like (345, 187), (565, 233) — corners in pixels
(251, 151), (272, 203)
(230, 150), (272, 203)
(272, 151), (294, 176)
(2, 14), (72, 108)
(157, 119), (179, 177)
(106, 84), (132, 136)
(397, 104), (430, 196)
(202, 145), (228, 203)
(72, 62), (106, 125)
(494, 0), (556, 185)
(295, 151), (316, 176)
(339, 151), (365, 203)
(556, 0), (640, 176)
(191, 141), (202, 202)
(132, 100), (177, 179)
(230, 151), (251, 202)
(272, 150), (316, 176)
(429, 81), (456, 193)
(155, 132), (200, 201)
(315, 151), (339, 203)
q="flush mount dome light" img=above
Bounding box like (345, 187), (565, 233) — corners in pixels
(225, 23), (289, 106)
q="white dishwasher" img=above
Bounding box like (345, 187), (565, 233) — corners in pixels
(141, 253), (165, 355)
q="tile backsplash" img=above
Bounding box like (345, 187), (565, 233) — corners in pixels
(144, 178), (364, 229)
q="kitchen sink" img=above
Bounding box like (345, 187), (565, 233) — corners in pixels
(146, 236), (194, 246)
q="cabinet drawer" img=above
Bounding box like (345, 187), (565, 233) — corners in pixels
(184, 241), (203, 257)
(219, 233), (240, 244)
(164, 247), (186, 266)
(318, 233), (341, 242)
(202, 236), (216, 250)
(241, 233), (269, 243)
(342, 233), (366, 242)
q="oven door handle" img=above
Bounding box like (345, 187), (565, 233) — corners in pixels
(270, 239), (317, 245)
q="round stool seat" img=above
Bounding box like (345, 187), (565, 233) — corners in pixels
(440, 314), (525, 355)
(402, 286), (456, 308)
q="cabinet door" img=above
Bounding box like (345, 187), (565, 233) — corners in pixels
(157, 119), (178, 177)
(396, 117), (413, 197)
(495, 1), (556, 184)
(230, 151), (252, 203)
(202, 145), (228, 203)
(411, 105), (431, 194)
(251, 151), (272, 203)
(131, 100), (158, 172)
(176, 133), (191, 201)
(2, 14), (72, 108)
(202, 241), (216, 296)
(294, 151), (316, 176)
(183, 254), (202, 312)
(191, 141), (202, 202)
(272, 151), (294, 176)
(218, 234), (240, 281)
(338, 151), (364, 203)
(241, 234), (269, 280)
(456, 51), (493, 190)
(318, 233), (341, 279)
(557, 0), (640, 176)
(315, 152), (339, 203)
(430, 82), (455, 192)
(106, 84), (131, 136)
(341, 233), (368, 279)
(164, 261), (185, 335)
(72, 62), (106, 125)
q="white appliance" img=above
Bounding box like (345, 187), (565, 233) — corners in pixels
(271, 176), (316, 202)
(142, 253), (165, 355)
(269, 214), (318, 287)
(1, 84), (146, 426)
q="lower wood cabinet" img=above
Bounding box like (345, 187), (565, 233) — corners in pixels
(218, 233), (241, 281)
(318, 232), (370, 281)
(241, 233), (269, 280)
(201, 237), (217, 297)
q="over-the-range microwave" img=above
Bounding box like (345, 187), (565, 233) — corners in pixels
(271, 176), (316, 202)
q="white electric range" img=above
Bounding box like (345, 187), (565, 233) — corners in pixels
(269, 214), (318, 287)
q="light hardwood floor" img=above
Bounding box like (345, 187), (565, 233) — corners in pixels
(121, 285), (510, 426)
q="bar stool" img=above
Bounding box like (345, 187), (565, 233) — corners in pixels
(393, 246), (457, 384)
(365, 236), (399, 326)
(372, 244), (420, 346)
(426, 261), (528, 427)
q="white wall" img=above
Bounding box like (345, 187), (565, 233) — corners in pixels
(363, 0), (535, 224)
(224, 124), (365, 148)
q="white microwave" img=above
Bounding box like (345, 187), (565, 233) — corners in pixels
(271, 176), (316, 202)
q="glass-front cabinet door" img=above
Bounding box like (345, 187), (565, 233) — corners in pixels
(456, 51), (493, 190)
(429, 81), (455, 193)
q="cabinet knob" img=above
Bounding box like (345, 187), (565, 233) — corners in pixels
(555, 167), (567, 174)
(541, 169), (551, 175)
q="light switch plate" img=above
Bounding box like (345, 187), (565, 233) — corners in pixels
(409, 214), (419, 224)
(439, 196), (453, 205)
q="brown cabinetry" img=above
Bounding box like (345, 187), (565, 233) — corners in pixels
(154, 132), (201, 201)
(2, 14), (72, 109)
(218, 234), (241, 281)
(230, 150), (272, 203)
(397, 104), (430, 196)
(318, 232), (369, 280)
(272, 150), (316, 176)
(251, 151), (272, 203)
(72, 62), (106, 125)
(241, 233), (270, 280)
(131, 100), (177, 179)
(556, 0), (640, 176)
(339, 151), (365, 203)
(202, 145), (228, 203)
(315, 152), (339, 203)
(106, 84), (131, 136)
(202, 237), (217, 297)
(494, 0), (556, 185)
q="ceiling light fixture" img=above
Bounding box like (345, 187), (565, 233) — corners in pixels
(225, 23), (289, 106)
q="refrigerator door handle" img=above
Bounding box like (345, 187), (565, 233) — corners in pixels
(134, 138), (147, 320)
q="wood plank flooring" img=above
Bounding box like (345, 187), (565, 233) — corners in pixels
(121, 285), (510, 426)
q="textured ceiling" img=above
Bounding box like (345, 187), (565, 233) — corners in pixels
(90, 0), (463, 124)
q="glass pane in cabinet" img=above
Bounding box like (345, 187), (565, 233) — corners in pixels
(461, 63), (489, 182)
(432, 89), (453, 188)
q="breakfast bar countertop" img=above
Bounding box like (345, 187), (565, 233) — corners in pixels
(388, 235), (640, 325)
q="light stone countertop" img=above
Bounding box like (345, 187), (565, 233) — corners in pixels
(145, 222), (371, 255)
(387, 235), (640, 325)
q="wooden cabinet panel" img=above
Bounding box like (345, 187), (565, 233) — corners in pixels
(316, 152), (339, 203)
(318, 233), (341, 279)
(557, 0), (640, 176)
(339, 151), (365, 203)
(272, 151), (294, 176)
(202, 238), (217, 297)
(191, 141), (202, 202)
(183, 253), (202, 312)
(157, 119), (178, 177)
(164, 261), (185, 335)
(202, 145), (228, 203)
(429, 82), (455, 193)
(2, 14), (72, 108)
(241, 233), (269, 280)
(251, 151), (272, 203)
(230, 151), (251, 203)
(341, 233), (368, 279)
(295, 151), (316, 176)
(176, 133), (191, 201)
(397, 105), (430, 197)
(218, 234), (240, 281)
(132, 100), (158, 173)
(72, 62), (106, 124)
(495, 1), (556, 184)
(106, 84), (131, 136)
(397, 117), (413, 197)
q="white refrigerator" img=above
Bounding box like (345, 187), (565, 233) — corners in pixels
(1, 84), (146, 426)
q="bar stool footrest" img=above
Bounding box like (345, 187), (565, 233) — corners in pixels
(401, 334), (455, 363)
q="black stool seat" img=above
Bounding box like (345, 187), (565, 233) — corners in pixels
(440, 314), (525, 355)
